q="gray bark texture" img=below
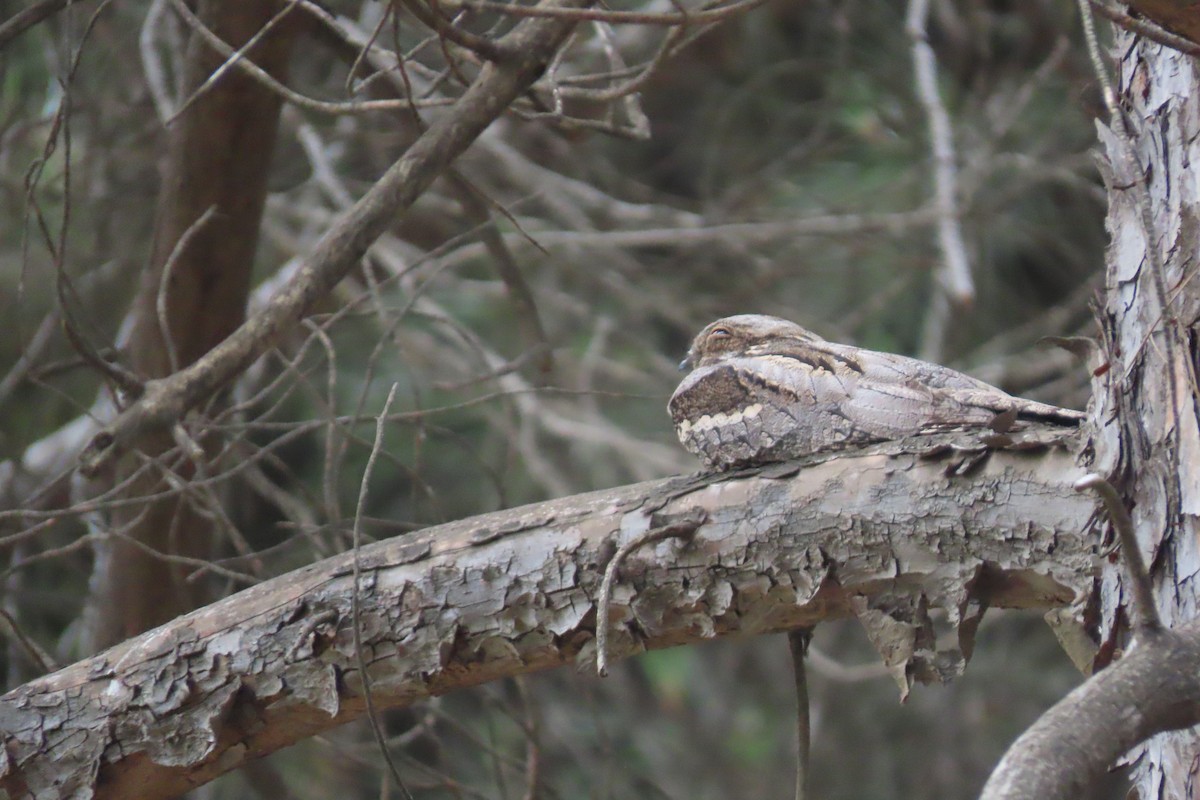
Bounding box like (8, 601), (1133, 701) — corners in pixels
(0, 428), (1095, 800)
(1092, 18), (1200, 796)
(972, 9), (1200, 799)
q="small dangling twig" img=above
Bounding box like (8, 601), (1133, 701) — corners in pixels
(595, 509), (706, 677)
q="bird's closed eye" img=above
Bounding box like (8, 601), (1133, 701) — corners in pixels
(708, 326), (732, 340)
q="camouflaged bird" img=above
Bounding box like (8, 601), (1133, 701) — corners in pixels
(669, 314), (1086, 470)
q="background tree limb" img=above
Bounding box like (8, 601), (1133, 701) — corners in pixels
(77, 0), (590, 479)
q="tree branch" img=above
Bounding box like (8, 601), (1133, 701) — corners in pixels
(980, 622), (1200, 800)
(1123, 1), (1200, 46)
(1089, 0), (1200, 55)
(77, 0), (590, 479)
(2, 428), (1096, 800)
(0, 0), (76, 50)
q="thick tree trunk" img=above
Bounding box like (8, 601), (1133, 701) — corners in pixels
(1093, 17), (1200, 796)
(0, 429), (1095, 800)
(84, 0), (299, 649)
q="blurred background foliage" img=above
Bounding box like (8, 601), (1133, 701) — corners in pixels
(0, 0), (1116, 797)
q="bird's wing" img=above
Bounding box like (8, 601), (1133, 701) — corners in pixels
(810, 341), (998, 391)
(809, 341), (1086, 424)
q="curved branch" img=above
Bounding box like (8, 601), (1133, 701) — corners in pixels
(980, 622), (1200, 800)
(1075, 474), (1162, 635)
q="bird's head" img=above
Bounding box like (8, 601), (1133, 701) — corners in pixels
(679, 314), (823, 370)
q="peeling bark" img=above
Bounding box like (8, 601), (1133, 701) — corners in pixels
(0, 428), (1096, 800)
(1088, 17), (1200, 797)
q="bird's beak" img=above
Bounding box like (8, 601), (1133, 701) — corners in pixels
(678, 353), (693, 371)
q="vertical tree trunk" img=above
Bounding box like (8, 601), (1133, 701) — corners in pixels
(84, 1), (298, 649)
(1094, 27), (1200, 795)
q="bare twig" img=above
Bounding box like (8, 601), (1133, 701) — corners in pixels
(157, 206), (219, 375)
(78, 0), (591, 478)
(515, 677), (542, 800)
(787, 629), (812, 800)
(906, 0), (973, 312)
(434, 207), (940, 254)
(1088, 0), (1200, 57)
(595, 509), (705, 677)
(0, 311), (60, 408)
(139, 0), (177, 121)
(1074, 474), (1162, 636)
(0, 607), (57, 675)
(463, 0), (767, 25)
(804, 645), (890, 683)
(401, 0), (511, 62)
(350, 382), (414, 800)
(0, 0), (74, 50)
(166, 0), (452, 115)
(168, 0), (304, 124)
(450, 174), (554, 379)
(38, 1), (137, 399)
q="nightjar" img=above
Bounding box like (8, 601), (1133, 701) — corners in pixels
(669, 314), (1085, 470)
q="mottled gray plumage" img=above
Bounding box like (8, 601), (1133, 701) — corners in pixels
(669, 314), (1085, 470)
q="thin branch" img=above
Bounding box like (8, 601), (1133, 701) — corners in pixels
(78, 0), (590, 478)
(1088, 0), (1200, 57)
(0, 311), (60, 409)
(401, 0), (512, 62)
(596, 509), (705, 676)
(0, 0), (74, 50)
(787, 629), (812, 800)
(140, 0), (177, 122)
(906, 0), (973, 310)
(433, 207), (941, 252)
(516, 678), (542, 800)
(168, 0), (304, 124)
(1074, 474), (1162, 636)
(157, 206), (219, 375)
(449, 174), (555, 380)
(558, 22), (683, 103)
(804, 645), (890, 683)
(43, 1), (137, 398)
(166, 0), (453, 115)
(462, 0), (768, 25)
(351, 383), (415, 800)
(0, 607), (57, 675)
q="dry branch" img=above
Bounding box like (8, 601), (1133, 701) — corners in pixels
(0, 0), (74, 50)
(980, 622), (1200, 800)
(77, 0), (591, 479)
(1, 427), (1096, 800)
(1123, 1), (1200, 45)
